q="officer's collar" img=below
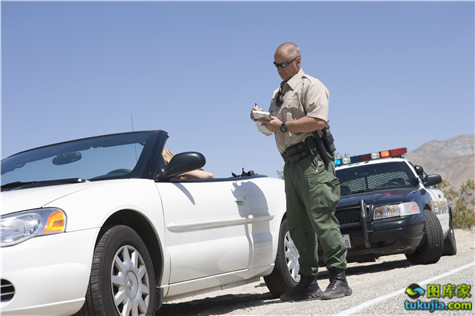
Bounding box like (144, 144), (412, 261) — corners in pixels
(283, 69), (305, 91)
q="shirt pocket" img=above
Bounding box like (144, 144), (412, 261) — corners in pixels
(283, 92), (305, 121)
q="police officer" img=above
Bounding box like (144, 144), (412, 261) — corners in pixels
(251, 42), (351, 301)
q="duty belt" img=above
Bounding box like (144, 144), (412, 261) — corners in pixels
(281, 136), (319, 163)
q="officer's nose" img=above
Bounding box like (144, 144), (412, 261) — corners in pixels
(277, 68), (287, 80)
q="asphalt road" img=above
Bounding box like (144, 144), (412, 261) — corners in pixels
(157, 229), (475, 315)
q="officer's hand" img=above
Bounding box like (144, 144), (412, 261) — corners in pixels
(261, 116), (282, 133)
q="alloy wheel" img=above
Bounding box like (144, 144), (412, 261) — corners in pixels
(111, 245), (151, 316)
(284, 231), (300, 283)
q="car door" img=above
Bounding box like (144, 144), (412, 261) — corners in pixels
(156, 179), (258, 285)
(426, 185), (450, 232)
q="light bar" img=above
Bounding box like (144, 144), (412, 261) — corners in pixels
(335, 147), (407, 167)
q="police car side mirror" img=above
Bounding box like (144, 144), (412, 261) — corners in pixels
(424, 174), (442, 187)
(155, 152), (206, 180)
(414, 165), (424, 178)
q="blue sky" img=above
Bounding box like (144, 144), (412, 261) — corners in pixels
(2, 1), (474, 178)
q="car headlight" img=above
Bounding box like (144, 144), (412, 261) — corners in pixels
(373, 202), (420, 220)
(1, 208), (67, 247)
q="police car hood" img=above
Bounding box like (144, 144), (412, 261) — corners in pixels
(338, 186), (420, 206)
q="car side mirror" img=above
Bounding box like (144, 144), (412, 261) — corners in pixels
(414, 165), (424, 178)
(424, 174), (442, 187)
(156, 152), (206, 180)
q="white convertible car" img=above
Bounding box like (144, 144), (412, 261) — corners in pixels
(1, 130), (298, 316)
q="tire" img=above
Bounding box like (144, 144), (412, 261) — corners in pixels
(264, 218), (299, 297)
(406, 209), (444, 265)
(76, 225), (157, 316)
(443, 216), (457, 256)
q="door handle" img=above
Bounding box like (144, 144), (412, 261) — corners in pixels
(235, 197), (246, 204)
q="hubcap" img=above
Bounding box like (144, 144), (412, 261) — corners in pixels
(284, 231), (300, 283)
(111, 245), (150, 316)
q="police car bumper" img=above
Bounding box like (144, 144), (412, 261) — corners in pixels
(343, 214), (426, 261)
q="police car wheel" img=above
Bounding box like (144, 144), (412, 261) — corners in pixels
(264, 218), (299, 297)
(405, 209), (443, 265)
(443, 216), (457, 256)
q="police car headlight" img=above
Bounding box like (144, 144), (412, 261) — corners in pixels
(1, 208), (67, 247)
(373, 202), (420, 220)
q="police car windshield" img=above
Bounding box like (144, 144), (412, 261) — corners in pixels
(336, 161), (418, 196)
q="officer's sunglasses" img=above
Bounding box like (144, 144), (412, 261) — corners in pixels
(273, 56), (299, 69)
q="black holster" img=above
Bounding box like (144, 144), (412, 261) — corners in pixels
(313, 124), (336, 165)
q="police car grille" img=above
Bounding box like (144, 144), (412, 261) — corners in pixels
(1, 279), (15, 302)
(335, 204), (362, 227)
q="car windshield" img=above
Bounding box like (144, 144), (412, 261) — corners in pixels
(1, 132), (153, 189)
(336, 161), (419, 196)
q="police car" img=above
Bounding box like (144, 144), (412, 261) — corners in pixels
(331, 148), (457, 265)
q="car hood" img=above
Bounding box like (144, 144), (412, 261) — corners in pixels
(338, 186), (420, 206)
(1, 183), (93, 215)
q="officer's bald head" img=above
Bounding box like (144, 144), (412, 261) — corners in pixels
(275, 42), (301, 60)
(274, 42), (302, 81)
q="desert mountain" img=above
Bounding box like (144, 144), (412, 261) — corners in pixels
(405, 135), (474, 189)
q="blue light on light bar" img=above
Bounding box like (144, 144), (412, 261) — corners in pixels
(335, 158), (342, 166)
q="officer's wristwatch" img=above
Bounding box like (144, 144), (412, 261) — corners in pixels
(280, 122), (287, 133)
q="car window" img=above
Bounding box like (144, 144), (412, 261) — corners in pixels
(336, 161), (418, 195)
(1, 132), (151, 186)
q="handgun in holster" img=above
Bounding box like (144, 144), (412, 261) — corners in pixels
(313, 124), (336, 165)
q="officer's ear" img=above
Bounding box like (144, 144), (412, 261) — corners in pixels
(296, 56), (302, 67)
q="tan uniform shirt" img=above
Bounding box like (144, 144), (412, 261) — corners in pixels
(269, 69), (330, 154)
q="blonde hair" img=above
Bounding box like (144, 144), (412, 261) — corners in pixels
(162, 148), (174, 164)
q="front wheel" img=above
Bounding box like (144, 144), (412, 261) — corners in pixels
(77, 225), (157, 316)
(264, 218), (299, 297)
(406, 209), (443, 265)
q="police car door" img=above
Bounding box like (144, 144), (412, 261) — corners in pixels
(426, 183), (450, 233)
(414, 164), (450, 233)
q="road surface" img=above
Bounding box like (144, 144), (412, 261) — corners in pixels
(157, 229), (475, 315)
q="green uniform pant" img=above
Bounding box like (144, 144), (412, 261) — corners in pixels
(283, 153), (347, 276)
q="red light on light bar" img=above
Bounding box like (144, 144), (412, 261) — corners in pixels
(390, 147), (407, 156)
(380, 150), (390, 158)
(360, 154), (371, 161)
